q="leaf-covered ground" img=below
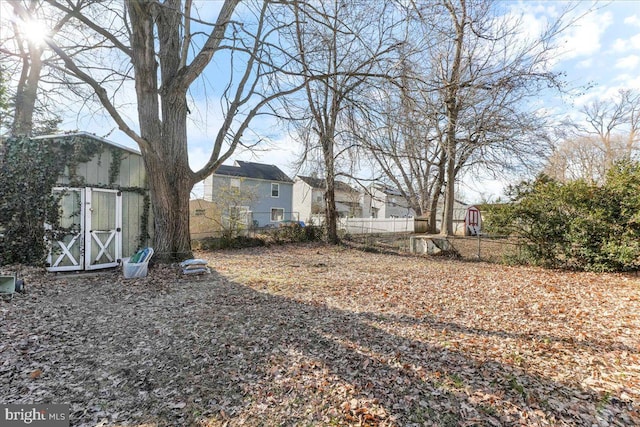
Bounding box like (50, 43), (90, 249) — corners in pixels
(1, 243), (639, 426)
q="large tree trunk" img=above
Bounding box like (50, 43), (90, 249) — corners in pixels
(145, 153), (193, 262)
(324, 175), (339, 244)
(442, 142), (456, 236)
(129, 0), (193, 262)
(428, 154), (445, 234)
(440, 0), (465, 236)
(322, 135), (340, 244)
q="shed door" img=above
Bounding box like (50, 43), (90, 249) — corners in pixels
(465, 207), (481, 236)
(85, 188), (122, 270)
(46, 188), (85, 271)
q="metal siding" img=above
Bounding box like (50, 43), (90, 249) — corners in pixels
(53, 140), (149, 258)
(116, 154), (131, 187)
(122, 192), (141, 257)
(124, 154), (146, 188)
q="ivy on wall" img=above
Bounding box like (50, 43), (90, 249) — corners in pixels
(0, 136), (68, 265)
(0, 135), (150, 266)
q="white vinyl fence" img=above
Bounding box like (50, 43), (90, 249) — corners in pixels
(338, 217), (414, 234)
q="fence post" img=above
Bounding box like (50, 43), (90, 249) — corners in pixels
(477, 232), (481, 259)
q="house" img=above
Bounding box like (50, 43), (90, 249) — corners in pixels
(362, 185), (416, 219)
(30, 132), (152, 272)
(293, 175), (362, 223)
(203, 161), (294, 228)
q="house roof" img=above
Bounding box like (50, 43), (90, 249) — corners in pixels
(215, 161), (293, 183)
(373, 184), (468, 206)
(372, 184), (405, 197)
(32, 131), (142, 155)
(297, 175), (359, 193)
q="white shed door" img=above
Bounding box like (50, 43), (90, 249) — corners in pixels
(85, 188), (122, 270)
(47, 188), (85, 271)
(47, 188), (123, 272)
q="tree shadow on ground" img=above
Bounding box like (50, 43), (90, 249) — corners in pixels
(1, 270), (638, 426)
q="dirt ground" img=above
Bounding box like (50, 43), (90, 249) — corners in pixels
(1, 242), (639, 426)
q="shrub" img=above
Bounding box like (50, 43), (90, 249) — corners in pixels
(490, 161), (640, 272)
(191, 224), (325, 251)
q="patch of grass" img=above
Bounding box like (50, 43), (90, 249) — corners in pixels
(507, 375), (527, 399)
(447, 373), (465, 389)
(440, 412), (461, 426)
(596, 391), (612, 412)
(478, 404), (499, 417)
(408, 406), (435, 424)
(508, 351), (525, 367)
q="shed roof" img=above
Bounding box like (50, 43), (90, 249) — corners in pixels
(297, 175), (359, 193)
(32, 131), (142, 155)
(215, 161), (293, 183)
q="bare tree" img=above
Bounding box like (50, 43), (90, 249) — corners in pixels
(35, 0), (303, 261)
(0, 0), (88, 135)
(349, 0), (570, 235)
(351, 61), (447, 232)
(281, 0), (401, 243)
(210, 181), (258, 239)
(431, 0), (574, 235)
(545, 136), (608, 183)
(582, 90), (640, 166)
(545, 90), (640, 183)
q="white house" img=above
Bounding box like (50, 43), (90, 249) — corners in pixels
(293, 176), (362, 223)
(361, 185), (416, 218)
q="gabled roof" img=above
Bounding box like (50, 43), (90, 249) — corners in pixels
(297, 175), (359, 193)
(373, 184), (404, 197)
(215, 161), (293, 183)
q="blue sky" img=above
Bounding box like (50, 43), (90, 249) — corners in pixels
(458, 0), (640, 201)
(22, 0), (639, 201)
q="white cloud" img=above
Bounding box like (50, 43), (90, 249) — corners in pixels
(615, 54), (640, 69)
(612, 73), (640, 89)
(624, 14), (640, 27)
(576, 58), (593, 68)
(611, 32), (640, 53)
(557, 11), (613, 60)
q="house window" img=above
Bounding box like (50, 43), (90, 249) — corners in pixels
(271, 183), (279, 197)
(316, 195), (323, 203)
(194, 209), (206, 216)
(230, 178), (240, 188)
(271, 208), (284, 222)
(229, 205), (250, 217)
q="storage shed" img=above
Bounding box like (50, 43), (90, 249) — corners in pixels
(32, 132), (152, 272)
(465, 206), (482, 236)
